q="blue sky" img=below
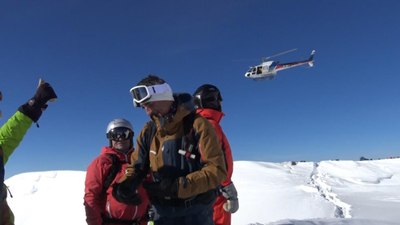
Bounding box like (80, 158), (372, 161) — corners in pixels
(1, 0), (400, 178)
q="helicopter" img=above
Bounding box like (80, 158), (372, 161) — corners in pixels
(244, 49), (316, 80)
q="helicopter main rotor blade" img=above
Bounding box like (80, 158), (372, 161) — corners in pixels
(263, 48), (297, 61)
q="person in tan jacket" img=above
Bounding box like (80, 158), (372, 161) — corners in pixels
(113, 75), (226, 225)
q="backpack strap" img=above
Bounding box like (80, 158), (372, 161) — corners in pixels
(102, 153), (121, 194)
(0, 154), (3, 177)
(178, 112), (199, 166)
(145, 120), (157, 150)
(183, 111), (196, 135)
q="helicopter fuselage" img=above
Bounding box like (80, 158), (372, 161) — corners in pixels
(245, 61), (277, 79)
(244, 50), (315, 80)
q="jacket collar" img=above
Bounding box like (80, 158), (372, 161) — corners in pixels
(100, 146), (133, 162)
(151, 93), (194, 136)
(196, 108), (224, 123)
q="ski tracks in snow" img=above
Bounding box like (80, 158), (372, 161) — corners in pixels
(309, 162), (352, 219)
(27, 172), (59, 195)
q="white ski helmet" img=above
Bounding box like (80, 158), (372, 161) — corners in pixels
(106, 118), (134, 149)
(106, 118), (133, 135)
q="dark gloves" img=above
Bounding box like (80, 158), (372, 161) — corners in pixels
(143, 178), (179, 199)
(112, 169), (145, 205)
(18, 79), (57, 122)
(112, 179), (142, 205)
(221, 182), (239, 213)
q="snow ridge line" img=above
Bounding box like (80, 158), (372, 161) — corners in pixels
(309, 162), (352, 218)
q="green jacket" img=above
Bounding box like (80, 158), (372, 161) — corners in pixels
(1, 111), (33, 225)
(1, 111), (32, 165)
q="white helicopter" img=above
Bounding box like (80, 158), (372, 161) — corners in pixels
(244, 49), (316, 80)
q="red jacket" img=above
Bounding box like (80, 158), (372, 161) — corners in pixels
(84, 147), (149, 225)
(197, 108), (234, 225)
(196, 109), (233, 186)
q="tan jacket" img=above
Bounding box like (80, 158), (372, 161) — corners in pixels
(132, 97), (227, 199)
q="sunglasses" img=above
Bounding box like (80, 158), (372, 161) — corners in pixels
(106, 127), (133, 141)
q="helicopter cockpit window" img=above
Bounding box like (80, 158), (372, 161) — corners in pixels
(257, 66), (262, 74)
(253, 68), (256, 73)
(248, 67), (256, 75)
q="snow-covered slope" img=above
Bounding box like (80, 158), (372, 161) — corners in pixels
(5, 159), (400, 225)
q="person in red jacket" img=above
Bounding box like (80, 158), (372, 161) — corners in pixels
(193, 84), (239, 225)
(84, 118), (149, 225)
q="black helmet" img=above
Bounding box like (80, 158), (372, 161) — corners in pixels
(193, 84), (223, 111)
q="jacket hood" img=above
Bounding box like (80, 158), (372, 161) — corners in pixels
(174, 93), (195, 112)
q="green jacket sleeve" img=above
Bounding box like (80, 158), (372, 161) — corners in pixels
(0, 111), (33, 165)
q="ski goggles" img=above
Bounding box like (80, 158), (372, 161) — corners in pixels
(130, 83), (173, 107)
(106, 127), (134, 141)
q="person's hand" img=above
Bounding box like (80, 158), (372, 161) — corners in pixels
(31, 78), (58, 109)
(112, 182), (142, 205)
(221, 182), (239, 213)
(112, 176), (142, 205)
(18, 79), (58, 122)
(143, 178), (179, 199)
(112, 166), (147, 205)
(116, 165), (135, 183)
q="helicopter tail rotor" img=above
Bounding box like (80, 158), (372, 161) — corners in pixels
(307, 50), (316, 67)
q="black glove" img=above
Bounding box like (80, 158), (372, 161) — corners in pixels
(143, 178), (179, 199)
(112, 173), (143, 205)
(18, 79), (57, 122)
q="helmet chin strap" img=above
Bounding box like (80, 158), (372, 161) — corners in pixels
(115, 147), (130, 153)
(114, 145), (132, 154)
